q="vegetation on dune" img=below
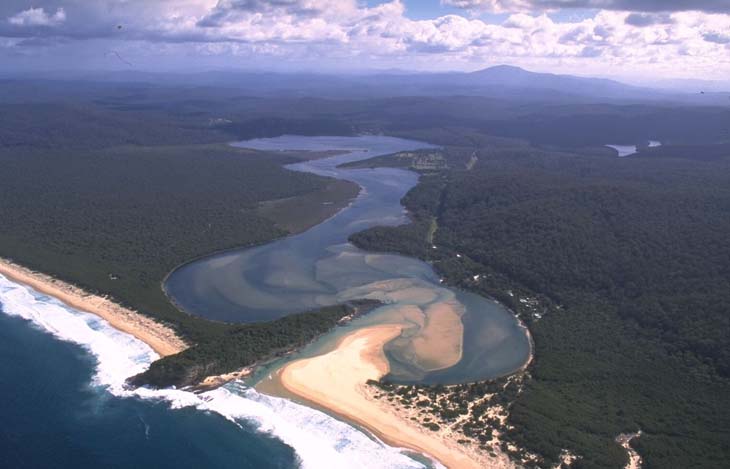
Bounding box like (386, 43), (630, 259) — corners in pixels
(131, 301), (379, 389)
(351, 139), (730, 468)
(369, 376), (524, 457)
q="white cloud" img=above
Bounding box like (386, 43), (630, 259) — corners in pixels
(0, 0), (729, 79)
(8, 7), (66, 27)
(441, 0), (532, 13)
(441, 0), (730, 14)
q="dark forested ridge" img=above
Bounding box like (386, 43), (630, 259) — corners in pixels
(636, 142), (730, 161)
(351, 140), (730, 468)
(5, 80), (730, 150)
(0, 102), (228, 149)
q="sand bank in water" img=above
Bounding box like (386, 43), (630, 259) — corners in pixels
(0, 258), (186, 356)
(341, 278), (465, 374)
(405, 299), (464, 371)
(274, 324), (512, 469)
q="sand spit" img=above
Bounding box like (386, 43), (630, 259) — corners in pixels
(0, 257), (187, 357)
(273, 324), (515, 469)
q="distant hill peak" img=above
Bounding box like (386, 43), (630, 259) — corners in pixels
(473, 64), (528, 73)
(469, 65), (532, 76)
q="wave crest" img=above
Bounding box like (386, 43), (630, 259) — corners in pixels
(0, 274), (428, 469)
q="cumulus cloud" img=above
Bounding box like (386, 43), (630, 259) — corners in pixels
(198, 0), (340, 26)
(0, 0), (728, 79)
(441, 0), (730, 14)
(8, 7), (66, 27)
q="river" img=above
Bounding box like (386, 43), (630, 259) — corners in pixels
(166, 136), (531, 385)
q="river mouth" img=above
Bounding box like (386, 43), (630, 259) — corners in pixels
(164, 135), (531, 385)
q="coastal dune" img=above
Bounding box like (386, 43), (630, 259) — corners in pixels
(272, 324), (514, 469)
(0, 258), (186, 357)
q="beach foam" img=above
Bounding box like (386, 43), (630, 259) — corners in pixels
(0, 274), (426, 469)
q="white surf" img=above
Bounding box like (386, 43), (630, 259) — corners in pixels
(0, 273), (432, 469)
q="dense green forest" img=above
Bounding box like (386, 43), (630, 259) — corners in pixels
(351, 140), (730, 468)
(0, 102), (228, 149)
(5, 80), (730, 149)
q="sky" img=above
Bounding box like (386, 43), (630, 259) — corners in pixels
(1, 0), (730, 81)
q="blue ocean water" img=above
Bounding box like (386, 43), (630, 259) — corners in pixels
(0, 274), (428, 469)
(0, 309), (297, 469)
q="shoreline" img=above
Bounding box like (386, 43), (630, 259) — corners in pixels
(0, 257), (187, 357)
(159, 148), (364, 319)
(266, 324), (515, 469)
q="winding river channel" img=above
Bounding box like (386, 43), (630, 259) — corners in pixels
(166, 136), (530, 385)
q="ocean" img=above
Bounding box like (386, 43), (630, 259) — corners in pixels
(0, 274), (428, 469)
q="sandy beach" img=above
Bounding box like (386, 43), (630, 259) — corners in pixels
(271, 324), (515, 469)
(0, 257), (187, 357)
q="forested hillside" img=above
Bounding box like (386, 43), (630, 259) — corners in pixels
(351, 141), (730, 468)
(0, 100), (359, 384)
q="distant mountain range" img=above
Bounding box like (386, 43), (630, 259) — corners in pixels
(5, 65), (729, 105)
(462, 65), (645, 97)
(366, 64), (659, 102)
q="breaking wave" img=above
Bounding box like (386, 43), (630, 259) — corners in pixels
(0, 274), (431, 469)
